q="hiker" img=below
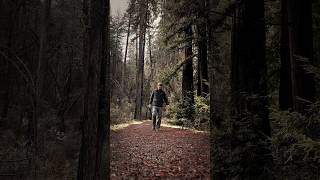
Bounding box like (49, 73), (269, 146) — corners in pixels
(148, 83), (169, 131)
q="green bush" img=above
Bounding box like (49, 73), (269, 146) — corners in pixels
(270, 103), (320, 180)
(166, 95), (209, 130)
(194, 95), (210, 129)
(211, 114), (274, 180)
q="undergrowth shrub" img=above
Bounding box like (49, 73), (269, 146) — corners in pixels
(166, 95), (209, 130)
(212, 113), (274, 180)
(111, 100), (134, 125)
(270, 102), (320, 180)
(194, 96), (210, 129)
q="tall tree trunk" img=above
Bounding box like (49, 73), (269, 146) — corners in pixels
(231, 0), (270, 136)
(231, 0), (273, 179)
(37, 0), (51, 98)
(31, 0), (51, 178)
(182, 25), (195, 120)
(196, 0), (209, 97)
(208, 0), (222, 129)
(197, 48), (202, 96)
(279, 0), (294, 110)
(77, 0), (110, 179)
(122, 11), (132, 90)
(148, 29), (154, 80)
(134, 0), (148, 120)
(95, 0), (110, 177)
(134, 35), (139, 118)
(279, 0), (315, 112)
(1, 0), (14, 123)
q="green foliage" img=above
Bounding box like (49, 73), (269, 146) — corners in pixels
(211, 114), (274, 180)
(212, 103), (320, 180)
(155, 64), (178, 86)
(270, 104), (320, 180)
(175, 95), (195, 123)
(166, 95), (209, 130)
(194, 95), (210, 129)
(111, 101), (135, 125)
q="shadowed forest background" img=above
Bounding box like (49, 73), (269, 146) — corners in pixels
(0, 0), (320, 179)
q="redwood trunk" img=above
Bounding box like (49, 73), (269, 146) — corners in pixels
(279, 0), (315, 112)
(230, 0), (273, 178)
(182, 25), (195, 120)
(134, 0), (148, 120)
(122, 11), (132, 90)
(77, 0), (110, 179)
(197, 0), (209, 97)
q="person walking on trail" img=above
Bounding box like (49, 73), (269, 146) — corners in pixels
(148, 83), (169, 131)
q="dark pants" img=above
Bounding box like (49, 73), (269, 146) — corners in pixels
(152, 106), (163, 129)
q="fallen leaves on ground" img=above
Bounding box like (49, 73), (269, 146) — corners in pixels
(111, 120), (210, 179)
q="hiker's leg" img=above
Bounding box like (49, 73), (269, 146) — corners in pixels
(156, 107), (163, 129)
(154, 107), (159, 129)
(152, 107), (156, 129)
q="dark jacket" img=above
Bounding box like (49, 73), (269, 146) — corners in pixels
(149, 89), (169, 107)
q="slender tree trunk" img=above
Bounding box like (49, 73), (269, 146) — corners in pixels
(77, 0), (110, 179)
(196, 0), (209, 97)
(182, 25), (195, 120)
(134, 35), (139, 119)
(279, 0), (293, 110)
(148, 29), (154, 80)
(122, 11), (132, 90)
(197, 48), (202, 96)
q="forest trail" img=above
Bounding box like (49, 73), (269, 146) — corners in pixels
(110, 120), (210, 179)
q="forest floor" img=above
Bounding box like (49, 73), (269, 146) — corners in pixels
(110, 120), (210, 179)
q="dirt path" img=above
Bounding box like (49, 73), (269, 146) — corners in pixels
(110, 120), (210, 179)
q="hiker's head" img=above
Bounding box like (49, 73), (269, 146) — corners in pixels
(157, 83), (163, 90)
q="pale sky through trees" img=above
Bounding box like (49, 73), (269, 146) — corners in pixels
(111, 0), (129, 16)
(110, 0), (159, 63)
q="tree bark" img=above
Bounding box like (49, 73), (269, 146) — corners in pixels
(279, 0), (293, 110)
(77, 0), (110, 179)
(0, 0), (14, 123)
(230, 0), (273, 179)
(148, 29), (154, 80)
(231, 0), (270, 136)
(95, 0), (110, 177)
(196, 0), (209, 97)
(208, 0), (222, 129)
(37, 0), (51, 98)
(182, 25), (195, 120)
(122, 10), (132, 90)
(279, 0), (315, 112)
(31, 0), (52, 178)
(134, 36), (139, 118)
(134, 0), (148, 120)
